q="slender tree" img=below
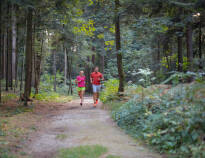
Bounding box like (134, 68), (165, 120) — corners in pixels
(11, 4), (17, 83)
(24, 7), (33, 105)
(186, 24), (193, 70)
(177, 35), (183, 72)
(64, 47), (67, 86)
(0, 0), (2, 103)
(115, 0), (124, 93)
(53, 50), (57, 92)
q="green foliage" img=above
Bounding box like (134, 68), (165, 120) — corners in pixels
(31, 92), (72, 102)
(0, 147), (15, 158)
(1, 93), (18, 103)
(0, 106), (34, 117)
(161, 54), (189, 71)
(32, 73), (74, 102)
(112, 82), (205, 157)
(56, 145), (108, 158)
(161, 71), (203, 85)
(100, 79), (119, 103)
(137, 68), (155, 87)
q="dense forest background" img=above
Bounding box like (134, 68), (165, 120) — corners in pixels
(0, 0), (205, 158)
(0, 0), (205, 104)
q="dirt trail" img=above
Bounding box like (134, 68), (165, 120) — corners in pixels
(26, 97), (162, 158)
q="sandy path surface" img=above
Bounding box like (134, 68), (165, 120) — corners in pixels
(26, 97), (162, 158)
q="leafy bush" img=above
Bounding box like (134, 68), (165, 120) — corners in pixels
(113, 82), (205, 158)
(100, 79), (119, 103)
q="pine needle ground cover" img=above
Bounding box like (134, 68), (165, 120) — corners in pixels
(102, 81), (205, 158)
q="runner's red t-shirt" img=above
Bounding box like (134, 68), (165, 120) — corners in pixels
(90, 72), (103, 85)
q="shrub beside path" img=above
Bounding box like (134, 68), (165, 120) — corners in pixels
(26, 97), (162, 158)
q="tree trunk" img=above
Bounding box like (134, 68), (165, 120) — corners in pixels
(85, 56), (92, 93)
(68, 55), (73, 95)
(199, 20), (202, 59)
(24, 8), (33, 105)
(20, 55), (24, 92)
(5, 3), (9, 91)
(3, 28), (6, 79)
(34, 38), (43, 95)
(11, 4), (17, 83)
(31, 24), (35, 87)
(115, 0), (124, 93)
(53, 50), (57, 92)
(64, 47), (67, 86)
(186, 24), (193, 71)
(0, 0), (2, 103)
(92, 54), (95, 66)
(101, 55), (104, 74)
(14, 24), (18, 91)
(8, 3), (13, 90)
(199, 19), (202, 69)
(177, 35), (183, 72)
(157, 38), (160, 62)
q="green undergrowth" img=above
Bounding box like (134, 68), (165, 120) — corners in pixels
(100, 79), (120, 103)
(0, 147), (16, 158)
(102, 79), (205, 158)
(0, 105), (34, 117)
(1, 93), (18, 104)
(56, 145), (108, 158)
(31, 92), (73, 102)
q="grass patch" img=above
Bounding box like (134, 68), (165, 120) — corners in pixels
(56, 145), (108, 158)
(56, 134), (68, 141)
(106, 155), (121, 158)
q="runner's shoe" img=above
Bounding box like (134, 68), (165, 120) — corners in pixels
(93, 102), (97, 107)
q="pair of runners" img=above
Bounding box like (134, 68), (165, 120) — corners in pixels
(76, 67), (104, 107)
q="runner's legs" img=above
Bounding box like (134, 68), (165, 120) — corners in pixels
(81, 90), (85, 104)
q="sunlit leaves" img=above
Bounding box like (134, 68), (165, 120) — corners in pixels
(105, 40), (114, 46)
(109, 25), (115, 34)
(104, 40), (114, 51)
(97, 33), (104, 39)
(88, 0), (105, 6)
(73, 19), (96, 37)
(76, 9), (83, 16)
(161, 54), (189, 71)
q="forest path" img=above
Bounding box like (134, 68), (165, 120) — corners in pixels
(26, 97), (161, 158)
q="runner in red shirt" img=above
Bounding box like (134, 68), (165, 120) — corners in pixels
(90, 67), (104, 107)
